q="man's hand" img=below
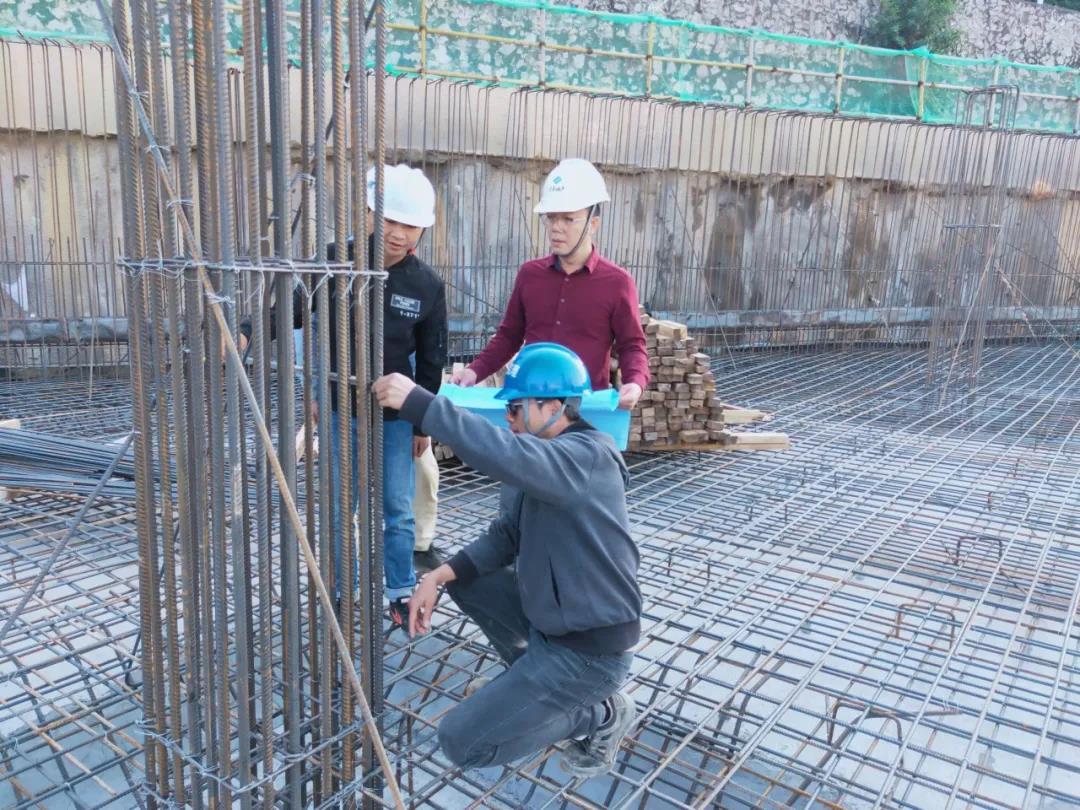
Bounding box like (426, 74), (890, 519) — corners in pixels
(372, 373), (417, 410)
(408, 563), (455, 637)
(413, 435), (431, 459)
(617, 382), (643, 410)
(296, 424), (320, 461)
(221, 332), (249, 364)
(449, 367), (478, 387)
(297, 402), (319, 461)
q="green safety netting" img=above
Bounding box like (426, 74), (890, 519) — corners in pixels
(2, 0), (1078, 132)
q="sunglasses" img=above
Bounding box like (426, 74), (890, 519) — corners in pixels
(506, 398), (558, 416)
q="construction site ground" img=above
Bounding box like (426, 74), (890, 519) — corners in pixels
(2, 340), (1078, 809)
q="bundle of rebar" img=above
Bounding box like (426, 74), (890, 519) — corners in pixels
(0, 427), (136, 477)
(99, 0), (401, 805)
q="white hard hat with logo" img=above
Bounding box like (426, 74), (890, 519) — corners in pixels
(534, 158), (610, 214)
(366, 163), (436, 228)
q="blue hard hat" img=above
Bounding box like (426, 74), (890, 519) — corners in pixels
(495, 343), (592, 401)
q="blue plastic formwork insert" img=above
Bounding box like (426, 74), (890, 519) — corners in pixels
(438, 384), (631, 450)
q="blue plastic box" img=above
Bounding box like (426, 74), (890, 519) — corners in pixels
(438, 384), (631, 451)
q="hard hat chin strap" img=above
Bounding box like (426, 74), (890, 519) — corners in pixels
(524, 399), (566, 437)
(555, 204), (596, 264)
(410, 227), (426, 253)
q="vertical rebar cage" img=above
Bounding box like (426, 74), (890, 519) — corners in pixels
(99, 0), (401, 804)
(927, 86), (1020, 406)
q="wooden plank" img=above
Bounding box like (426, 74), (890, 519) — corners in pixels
(655, 320), (688, 340)
(718, 410), (771, 424)
(720, 429), (791, 450)
(627, 441), (788, 453)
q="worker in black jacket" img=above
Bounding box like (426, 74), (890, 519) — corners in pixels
(240, 163), (447, 624)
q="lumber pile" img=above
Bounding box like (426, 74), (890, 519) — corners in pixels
(432, 319), (789, 461)
(626, 312), (787, 452)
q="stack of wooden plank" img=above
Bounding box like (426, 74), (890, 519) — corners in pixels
(432, 319), (790, 460)
(627, 312), (788, 452)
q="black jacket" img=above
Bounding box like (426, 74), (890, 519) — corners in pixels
(239, 237), (448, 433)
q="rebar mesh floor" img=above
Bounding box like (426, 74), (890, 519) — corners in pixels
(2, 342), (1079, 809)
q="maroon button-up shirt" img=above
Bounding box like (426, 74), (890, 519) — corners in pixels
(469, 248), (650, 392)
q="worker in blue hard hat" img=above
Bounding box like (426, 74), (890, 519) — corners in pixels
(373, 342), (641, 778)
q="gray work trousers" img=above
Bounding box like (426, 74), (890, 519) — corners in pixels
(438, 566), (633, 770)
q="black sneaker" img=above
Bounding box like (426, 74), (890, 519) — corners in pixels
(413, 545), (444, 575)
(561, 690), (636, 778)
(388, 597), (410, 630)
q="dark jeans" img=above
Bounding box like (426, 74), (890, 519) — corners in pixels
(439, 567), (633, 770)
(327, 411), (417, 600)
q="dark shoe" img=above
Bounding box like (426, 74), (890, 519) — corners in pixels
(413, 545), (444, 575)
(388, 597), (410, 630)
(561, 690), (636, 778)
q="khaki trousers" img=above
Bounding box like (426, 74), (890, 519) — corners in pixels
(413, 444), (439, 551)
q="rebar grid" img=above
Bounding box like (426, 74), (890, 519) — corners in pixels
(374, 341), (1080, 810)
(2, 341), (1078, 808)
(1, 5), (1079, 808)
(0, 486), (144, 809)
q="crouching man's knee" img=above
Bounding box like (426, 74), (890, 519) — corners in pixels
(438, 707), (496, 769)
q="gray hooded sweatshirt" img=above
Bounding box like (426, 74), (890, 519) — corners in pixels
(400, 388), (642, 655)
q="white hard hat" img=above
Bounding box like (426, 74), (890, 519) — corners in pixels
(366, 163), (436, 228)
(534, 158), (610, 214)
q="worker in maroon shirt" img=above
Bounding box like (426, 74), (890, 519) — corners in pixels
(449, 158), (650, 409)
